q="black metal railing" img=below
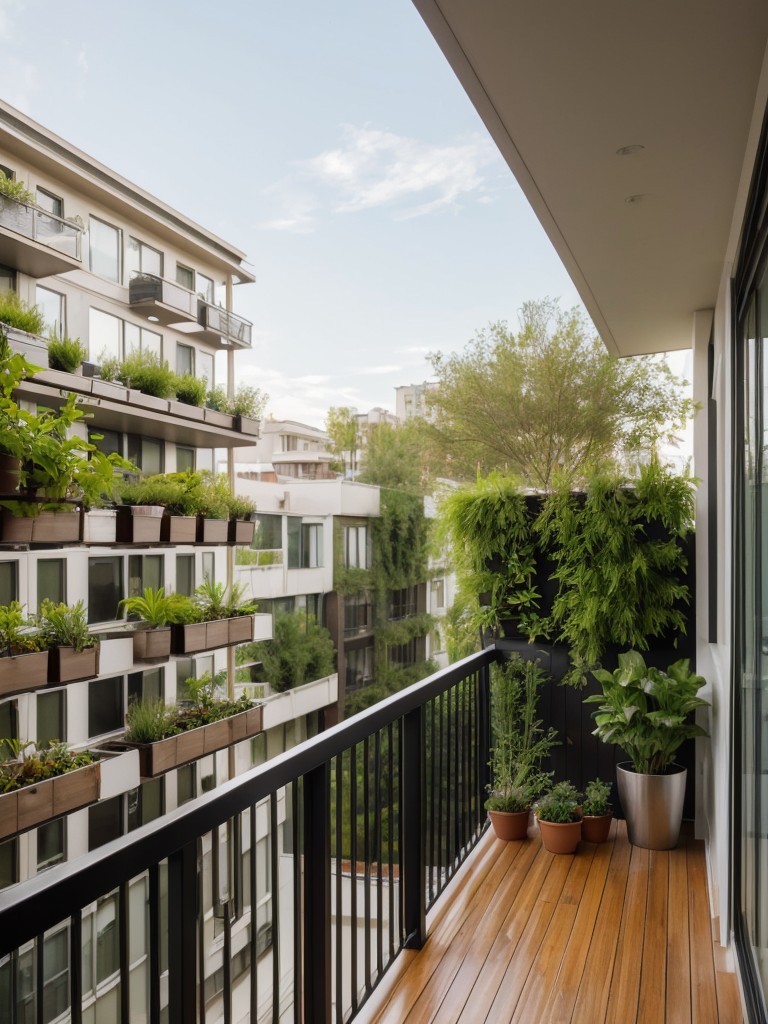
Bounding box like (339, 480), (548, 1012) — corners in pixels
(0, 648), (496, 1024)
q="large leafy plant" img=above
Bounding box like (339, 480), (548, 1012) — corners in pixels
(584, 649), (709, 774)
(36, 600), (96, 652)
(119, 587), (191, 628)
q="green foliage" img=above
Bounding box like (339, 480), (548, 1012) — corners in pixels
(119, 587), (188, 628)
(373, 489), (429, 591)
(0, 602), (44, 657)
(36, 600), (95, 652)
(485, 656), (558, 812)
(118, 351), (176, 398)
(124, 698), (171, 743)
(424, 298), (696, 487)
(377, 613), (435, 646)
(358, 420), (425, 493)
(535, 780), (582, 823)
(228, 492), (257, 519)
(236, 548), (280, 566)
(229, 385), (268, 418)
(47, 336), (87, 373)
(0, 741), (95, 794)
(538, 462), (695, 674)
(206, 385), (229, 412)
(173, 373), (207, 406)
(252, 611), (336, 692)
(117, 471), (203, 516)
(0, 291), (46, 335)
(194, 579), (254, 621)
(584, 649), (709, 774)
(124, 675), (254, 742)
(325, 406), (359, 476)
(0, 172), (34, 206)
(582, 778), (612, 817)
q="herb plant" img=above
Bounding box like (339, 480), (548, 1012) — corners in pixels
(535, 781), (581, 823)
(118, 351), (176, 398)
(0, 741), (96, 794)
(582, 778), (612, 817)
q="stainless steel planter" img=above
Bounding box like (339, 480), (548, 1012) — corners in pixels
(616, 762), (687, 850)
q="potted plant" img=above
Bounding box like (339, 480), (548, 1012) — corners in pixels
(204, 385), (234, 429)
(117, 350), (176, 410)
(195, 473), (230, 543)
(173, 373), (207, 409)
(37, 600), (100, 683)
(534, 781), (582, 854)
(484, 655), (557, 840)
(119, 587), (190, 660)
(0, 602), (49, 696)
(584, 649), (709, 849)
(114, 477), (167, 543)
(0, 740), (99, 840)
(0, 290), (47, 365)
(46, 335), (87, 374)
(581, 777), (613, 843)
(229, 385), (267, 435)
(227, 492), (257, 545)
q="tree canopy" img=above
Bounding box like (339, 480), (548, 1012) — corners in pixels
(424, 298), (695, 488)
(325, 406), (358, 477)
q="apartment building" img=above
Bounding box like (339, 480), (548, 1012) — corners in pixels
(232, 419), (335, 482)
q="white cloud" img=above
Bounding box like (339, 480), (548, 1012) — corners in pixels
(355, 364), (401, 376)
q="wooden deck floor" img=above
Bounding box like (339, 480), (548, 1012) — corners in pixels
(361, 820), (743, 1024)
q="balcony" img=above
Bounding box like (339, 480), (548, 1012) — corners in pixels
(128, 272), (198, 326)
(196, 300), (253, 349)
(0, 196), (82, 277)
(0, 647), (737, 1023)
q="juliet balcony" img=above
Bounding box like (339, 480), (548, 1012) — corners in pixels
(0, 196), (82, 277)
(0, 646), (739, 1024)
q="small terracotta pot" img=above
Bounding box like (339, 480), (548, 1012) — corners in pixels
(488, 809), (530, 841)
(537, 817), (582, 854)
(582, 812), (613, 843)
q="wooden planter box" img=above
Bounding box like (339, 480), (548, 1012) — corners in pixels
(131, 704), (264, 777)
(116, 505), (164, 543)
(0, 650), (49, 696)
(196, 516), (229, 544)
(0, 510), (82, 544)
(133, 627), (171, 660)
(48, 644), (100, 684)
(160, 514), (197, 543)
(228, 518), (255, 545)
(0, 761), (100, 840)
(235, 415), (260, 436)
(228, 615), (255, 645)
(171, 622), (208, 655)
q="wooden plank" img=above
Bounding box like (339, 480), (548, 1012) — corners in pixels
(715, 968), (744, 1024)
(637, 850), (669, 1024)
(687, 839), (720, 1024)
(604, 842), (650, 1024)
(666, 841), (691, 1024)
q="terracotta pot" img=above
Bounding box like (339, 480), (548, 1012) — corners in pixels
(132, 627), (171, 660)
(582, 812), (613, 843)
(537, 817), (582, 854)
(0, 650), (49, 696)
(116, 505), (164, 543)
(488, 808), (530, 841)
(160, 514), (197, 543)
(47, 644), (100, 684)
(228, 518), (255, 545)
(196, 517), (228, 544)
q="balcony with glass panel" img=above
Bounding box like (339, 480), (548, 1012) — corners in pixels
(0, 196), (82, 277)
(128, 272), (199, 327)
(197, 300), (253, 349)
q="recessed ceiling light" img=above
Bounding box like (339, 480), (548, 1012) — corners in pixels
(147, 315), (160, 322)
(616, 144), (645, 157)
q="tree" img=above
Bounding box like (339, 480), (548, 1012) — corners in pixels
(357, 420), (425, 493)
(424, 298), (696, 488)
(325, 406), (359, 477)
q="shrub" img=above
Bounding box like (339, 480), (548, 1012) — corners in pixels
(0, 172), (33, 205)
(0, 291), (46, 335)
(253, 611), (336, 692)
(118, 351), (176, 398)
(47, 335), (87, 373)
(174, 373), (207, 406)
(206, 385), (229, 412)
(229, 385), (268, 419)
(228, 493), (256, 519)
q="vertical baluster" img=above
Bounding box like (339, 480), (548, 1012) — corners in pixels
(270, 792), (280, 1024)
(292, 780), (302, 1024)
(350, 745), (358, 1011)
(388, 721), (397, 958)
(335, 755), (344, 1024)
(363, 735), (371, 994)
(119, 882), (129, 1022)
(403, 704), (426, 949)
(168, 841), (198, 1024)
(436, 693), (444, 898)
(375, 729), (384, 978)
(249, 806), (258, 1024)
(302, 764), (331, 1023)
(69, 913), (82, 1024)
(428, 697), (436, 904)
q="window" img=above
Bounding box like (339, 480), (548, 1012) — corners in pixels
(344, 594), (371, 636)
(88, 797), (122, 851)
(176, 343), (194, 376)
(127, 778), (163, 831)
(89, 427), (122, 458)
(196, 447), (214, 473)
(88, 676), (123, 737)
(252, 513), (282, 551)
(124, 320), (161, 358)
(176, 446), (195, 473)
(177, 655), (212, 703)
(88, 556), (123, 623)
(37, 819), (65, 871)
(128, 668), (162, 705)
(346, 646), (373, 691)
(176, 554), (195, 597)
(432, 578), (446, 609)
(89, 308), (161, 363)
(343, 525), (369, 568)
(35, 286), (65, 337)
(37, 691), (65, 745)
(197, 273), (214, 303)
(176, 263), (194, 290)
(387, 637), (424, 668)
(177, 764), (196, 805)
(127, 435), (163, 476)
(35, 188), (62, 218)
(0, 264), (14, 292)
(0, 562), (17, 605)
(126, 236), (162, 279)
(128, 554), (164, 600)
(82, 893), (120, 990)
(0, 701), (17, 759)
(198, 350), (213, 386)
(388, 585), (418, 621)
(287, 518), (323, 568)
(202, 551), (215, 584)
(37, 558), (66, 610)
(89, 216), (121, 282)
(0, 837), (16, 890)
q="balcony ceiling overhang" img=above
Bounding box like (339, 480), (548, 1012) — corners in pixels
(0, 229), (81, 278)
(413, 0), (768, 355)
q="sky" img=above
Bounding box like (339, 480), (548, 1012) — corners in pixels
(0, 0), (622, 427)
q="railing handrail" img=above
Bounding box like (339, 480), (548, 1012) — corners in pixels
(198, 298), (253, 330)
(0, 646), (497, 955)
(0, 193), (82, 234)
(128, 269), (197, 297)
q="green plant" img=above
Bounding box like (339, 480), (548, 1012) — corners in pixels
(47, 336), (87, 373)
(582, 778), (612, 817)
(0, 172), (34, 206)
(228, 385), (268, 419)
(174, 373), (207, 406)
(36, 600), (95, 652)
(0, 291), (46, 335)
(484, 655), (558, 813)
(0, 741), (95, 794)
(253, 611), (336, 692)
(196, 472), (231, 519)
(119, 587), (188, 628)
(206, 385), (229, 412)
(124, 699), (172, 743)
(117, 471), (204, 516)
(228, 493), (256, 520)
(194, 579), (253, 620)
(0, 602), (43, 657)
(125, 673), (255, 743)
(118, 351), (176, 398)
(535, 781), (581, 823)
(584, 649), (709, 775)
(97, 355), (121, 382)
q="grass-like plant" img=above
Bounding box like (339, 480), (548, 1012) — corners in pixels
(228, 493), (256, 520)
(47, 335), (87, 373)
(118, 351), (176, 398)
(0, 291), (46, 335)
(124, 699), (172, 743)
(36, 600), (96, 652)
(205, 385), (229, 412)
(174, 373), (207, 406)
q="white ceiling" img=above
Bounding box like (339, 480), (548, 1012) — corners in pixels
(413, 0), (768, 355)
